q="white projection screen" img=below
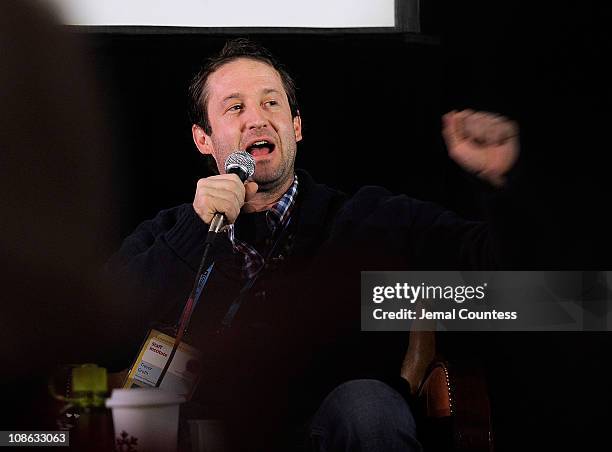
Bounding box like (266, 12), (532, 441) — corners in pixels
(46, 0), (419, 31)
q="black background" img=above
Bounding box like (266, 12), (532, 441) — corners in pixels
(76, 1), (612, 449)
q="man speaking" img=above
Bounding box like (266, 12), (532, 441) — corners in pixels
(108, 38), (519, 451)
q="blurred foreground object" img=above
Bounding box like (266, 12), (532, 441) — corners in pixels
(0, 0), (126, 418)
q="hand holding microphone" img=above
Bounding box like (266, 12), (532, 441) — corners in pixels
(192, 151), (257, 228)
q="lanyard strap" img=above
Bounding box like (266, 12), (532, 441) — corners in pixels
(156, 243), (215, 387)
(157, 213), (293, 387)
(176, 261), (214, 334)
(220, 216), (294, 329)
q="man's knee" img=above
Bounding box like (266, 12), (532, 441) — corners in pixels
(310, 379), (420, 451)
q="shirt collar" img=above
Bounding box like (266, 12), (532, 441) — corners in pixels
(227, 174), (299, 244)
(266, 174), (299, 232)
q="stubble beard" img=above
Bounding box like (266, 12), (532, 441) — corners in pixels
(253, 143), (296, 194)
(210, 134), (296, 195)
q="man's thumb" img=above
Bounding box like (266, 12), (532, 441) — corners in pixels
(244, 181), (259, 201)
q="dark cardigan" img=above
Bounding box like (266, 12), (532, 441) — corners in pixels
(107, 169), (500, 421)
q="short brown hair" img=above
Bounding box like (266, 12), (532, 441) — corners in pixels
(189, 38), (300, 135)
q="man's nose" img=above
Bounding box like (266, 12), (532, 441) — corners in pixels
(243, 105), (269, 129)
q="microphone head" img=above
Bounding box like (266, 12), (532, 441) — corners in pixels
(224, 151), (255, 182)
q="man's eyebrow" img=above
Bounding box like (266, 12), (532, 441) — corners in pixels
(263, 88), (282, 96)
(221, 93), (241, 104)
(221, 88), (282, 104)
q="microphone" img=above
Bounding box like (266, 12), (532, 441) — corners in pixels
(207, 151), (256, 241)
(225, 150), (256, 182)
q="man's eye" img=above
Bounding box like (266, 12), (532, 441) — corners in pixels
(228, 104), (243, 112)
(265, 100), (279, 107)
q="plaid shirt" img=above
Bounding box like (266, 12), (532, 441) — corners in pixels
(227, 174), (298, 280)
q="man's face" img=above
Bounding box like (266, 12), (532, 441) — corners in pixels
(193, 58), (302, 192)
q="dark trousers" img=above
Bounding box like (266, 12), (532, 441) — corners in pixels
(307, 379), (421, 452)
(202, 379), (421, 451)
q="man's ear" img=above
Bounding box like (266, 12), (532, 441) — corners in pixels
(293, 114), (303, 143)
(192, 124), (213, 155)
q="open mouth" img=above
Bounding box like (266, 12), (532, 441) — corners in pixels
(246, 140), (276, 157)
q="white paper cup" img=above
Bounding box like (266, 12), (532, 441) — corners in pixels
(187, 420), (227, 452)
(106, 388), (185, 452)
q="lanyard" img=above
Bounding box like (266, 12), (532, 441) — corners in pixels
(156, 212), (293, 388)
(156, 245), (215, 388)
(220, 216), (294, 329)
(175, 261), (214, 335)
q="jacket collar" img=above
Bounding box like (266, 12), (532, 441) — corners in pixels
(292, 169), (347, 256)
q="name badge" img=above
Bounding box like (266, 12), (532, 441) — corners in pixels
(123, 329), (201, 400)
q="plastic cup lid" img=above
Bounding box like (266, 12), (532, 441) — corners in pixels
(105, 388), (185, 408)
